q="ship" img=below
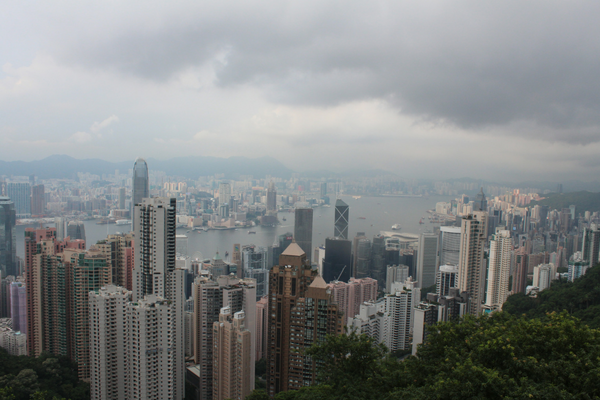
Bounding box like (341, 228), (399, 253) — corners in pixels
(248, 231), (256, 234)
(358, 217), (366, 220)
(116, 219), (131, 225)
(419, 217), (425, 224)
(391, 224), (401, 230)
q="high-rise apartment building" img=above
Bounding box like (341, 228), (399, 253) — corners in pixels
(327, 277), (378, 324)
(132, 157), (149, 232)
(334, 199), (349, 239)
(267, 242), (343, 396)
(417, 232), (439, 288)
(532, 263), (556, 291)
(219, 182), (231, 209)
(70, 248), (111, 379)
(24, 227), (85, 357)
(294, 208), (313, 262)
(0, 197), (16, 277)
(350, 280), (418, 353)
(7, 182), (31, 218)
(437, 264), (459, 296)
(10, 281), (26, 333)
(54, 217), (65, 241)
(133, 197), (176, 301)
(485, 229), (512, 310)
(439, 226), (462, 266)
(212, 307), (252, 400)
(457, 211), (488, 316)
(256, 296), (269, 361)
(90, 285), (182, 400)
(30, 184), (45, 216)
(192, 276), (257, 400)
(95, 233), (134, 289)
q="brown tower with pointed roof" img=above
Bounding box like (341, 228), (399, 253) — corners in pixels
(267, 242), (343, 396)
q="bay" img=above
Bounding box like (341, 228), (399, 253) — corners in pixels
(15, 195), (455, 262)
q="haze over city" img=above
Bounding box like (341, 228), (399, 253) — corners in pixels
(2, 1), (600, 181)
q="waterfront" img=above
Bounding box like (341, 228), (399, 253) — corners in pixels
(15, 195), (454, 261)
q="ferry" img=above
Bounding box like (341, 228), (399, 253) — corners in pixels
(248, 231), (256, 234)
(391, 224), (401, 230)
(358, 217), (366, 220)
(116, 219), (131, 225)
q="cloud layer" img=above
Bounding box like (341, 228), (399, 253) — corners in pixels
(1, 0), (600, 181)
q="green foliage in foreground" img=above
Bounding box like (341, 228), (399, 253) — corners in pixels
(248, 311), (600, 399)
(503, 264), (600, 328)
(0, 349), (89, 400)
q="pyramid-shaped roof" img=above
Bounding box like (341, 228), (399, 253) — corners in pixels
(281, 242), (305, 257)
(309, 275), (328, 289)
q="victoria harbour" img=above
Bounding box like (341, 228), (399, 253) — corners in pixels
(14, 195), (454, 261)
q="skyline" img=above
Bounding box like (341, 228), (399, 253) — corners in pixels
(2, 1), (600, 181)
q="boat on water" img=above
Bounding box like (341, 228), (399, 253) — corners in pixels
(116, 219), (131, 225)
(391, 224), (401, 230)
(248, 231), (256, 234)
(225, 251), (229, 257)
(282, 217), (287, 221)
(358, 217), (366, 220)
(419, 217), (425, 224)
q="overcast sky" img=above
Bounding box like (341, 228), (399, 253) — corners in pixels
(1, 1), (600, 181)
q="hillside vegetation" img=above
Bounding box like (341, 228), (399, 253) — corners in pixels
(530, 191), (600, 212)
(503, 264), (600, 328)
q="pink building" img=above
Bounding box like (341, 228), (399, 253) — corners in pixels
(256, 296), (268, 360)
(328, 277), (378, 324)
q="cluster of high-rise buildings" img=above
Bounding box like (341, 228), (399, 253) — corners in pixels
(3, 157), (600, 399)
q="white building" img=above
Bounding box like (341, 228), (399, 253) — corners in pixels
(349, 279), (417, 352)
(89, 285), (184, 400)
(485, 229), (512, 309)
(386, 265), (409, 294)
(439, 226), (462, 267)
(532, 263), (557, 291)
(0, 318), (26, 356)
(437, 264), (459, 296)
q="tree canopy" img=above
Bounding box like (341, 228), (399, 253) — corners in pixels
(248, 311), (600, 399)
(503, 264), (600, 328)
(0, 350), (89, 400)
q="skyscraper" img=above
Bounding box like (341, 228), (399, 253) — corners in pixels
(473, 188), (487, 212)
(132, 197), (176, 301)
(219, 182), (231, 210)
(439, 226), (462, 266)
(0, 197), (16, 277)
(353, 235), (371, 279)
(90, 286), (182, 400)
(267, 242), (342, 395)
(322, 238), (352, 283)
(457, 212), (488, 316)
(30, 184), (45, 216)
(67, 221), (86, 243)
(437, 264), (459, 296)
(294, 208), (313, 262)
(192, 276), (256, 400)
(7, 182), (31, 218)
(132, 157), (149, 232)
(417, 232), (439, 288)
(212, 307), (252, 400)
(118, 187), (126, 210)
(266, 181), (277, 212)
(485, 229), (512, 310)
(95, 233), (134, 288)
(334, 199), (349, 239)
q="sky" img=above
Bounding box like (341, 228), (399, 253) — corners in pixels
(1, 1), (600, 181)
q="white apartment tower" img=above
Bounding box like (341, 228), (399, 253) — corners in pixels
(485, 229), (512, 309)
(133, 197), (177, 302)
(90, 285), (184, 400)
(457, 211), (488, 316)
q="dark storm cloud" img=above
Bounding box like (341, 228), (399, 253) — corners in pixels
(48, 1), (600, 141)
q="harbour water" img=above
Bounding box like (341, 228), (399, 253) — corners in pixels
(15, 195), (455, 261)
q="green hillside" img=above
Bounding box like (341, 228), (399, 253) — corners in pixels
(503, 264), (600, 328)
(530, 191), (600, 213)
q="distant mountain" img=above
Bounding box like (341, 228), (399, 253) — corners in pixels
(530, 191), (600, 212)
(0, 155), (293, 180)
